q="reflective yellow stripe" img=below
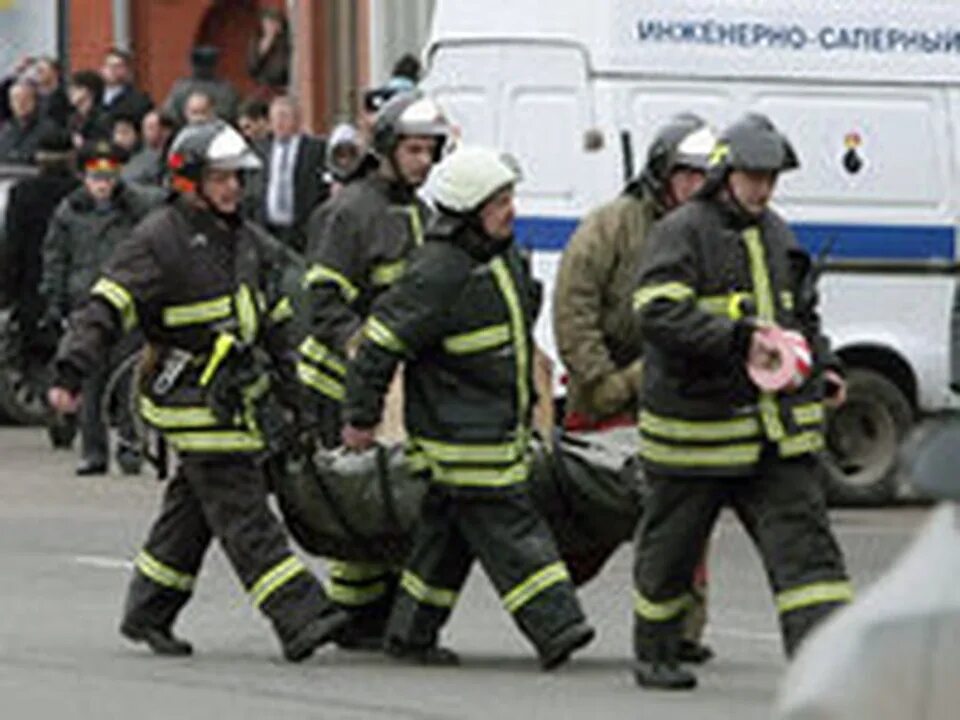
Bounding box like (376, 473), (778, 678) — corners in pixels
(502, 562), (570, 614)
(640, 437), (761, 467)
(697, 291), (753, 319)
(162, 295), (232, 327)
(633, 590), (693, 622)
(433, 459), (530, 488)
(490, 257), (530, 429)
(414, 436), (526, 465)
(405, 205), (424, 246)
(235, 284), (259, 344)
(370, 259), (407, 287)
(742, 227), (787, 442)
(199, 333), (236, 387)
(269, 297), (294, 324)
(328, 561), (392, 583)
(639, 410), (760, 442)
(91, 278), (138, 331)
(304, 263), (360, 303)
(400, 570), (458, 609)
(250, 556), (307, 609)
(296, 361), (346, 402)
(135, 550), (195, 592)
(709, 142), (730, 167)
(139, 396), (219, 429)
(442, 323), (511, 355)
(633, 282), (695, 311)
(326, 580), (389, 606)
(780, 290), (795, 311)
(776, 581), (853, 615)
(166, 430), (264, 453)
(779, 431), (825, 458)
(364, 316), (408, 355)
(793, 403), (825, 426)
(298, 336), (347, 377)
(241, 374), (271, 432)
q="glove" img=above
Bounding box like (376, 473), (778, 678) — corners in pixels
(586, 360), (644, 418)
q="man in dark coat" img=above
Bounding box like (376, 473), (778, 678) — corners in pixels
(100, 48), (153, 127)
(0, 80), (58, 164)
(162, 46), (239, 124)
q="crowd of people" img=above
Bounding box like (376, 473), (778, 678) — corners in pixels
(2, 15), (853, 694)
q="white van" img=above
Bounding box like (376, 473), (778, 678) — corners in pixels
(421, 0), (960, 504)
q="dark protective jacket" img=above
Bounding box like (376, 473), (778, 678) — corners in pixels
(633, 194), (838, 477)
(554, 193), (655, 421)
(54, 196), (301, 456)
(40, 181), (162, 318)
(297, 173), (428, 403)
(344, 217), (541, 490)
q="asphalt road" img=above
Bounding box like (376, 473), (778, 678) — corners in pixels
(0, 428), (930, 720)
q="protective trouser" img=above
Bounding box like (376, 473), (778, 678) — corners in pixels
(386, 484), (587, 654)
(633, 451), (851, 659)
(121, 455), (336, 643)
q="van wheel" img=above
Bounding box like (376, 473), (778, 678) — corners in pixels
(823, 368), (913, 506)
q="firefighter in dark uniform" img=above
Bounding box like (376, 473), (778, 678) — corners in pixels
(297, 91), (450, 647)
(342, 146), (595, 668)
(631, 115), (852, 690)
(47, 121), (348, 661)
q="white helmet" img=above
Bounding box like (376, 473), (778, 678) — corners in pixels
(431, 146), (519, 214)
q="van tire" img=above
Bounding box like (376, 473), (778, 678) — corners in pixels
(823, 368), (913, 506)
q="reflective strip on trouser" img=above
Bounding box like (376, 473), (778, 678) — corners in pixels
(633, 282), (695, 311)
(249, 556), (308, 609)
(776, 580), (853, 615)
(162, 294), (232, 327)
(400, 570), (458, 609)
(91, 277), (138, 331)
(414, 454), (531, 489)
(633, 590), (693, 622)
(303, 263), (360, 303)
(502, 562), (571, 614)
(741, 227), (787, 441)
(326, 561), (393, 606)
(134, 550), (196, 593)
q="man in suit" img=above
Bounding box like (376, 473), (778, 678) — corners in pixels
(259, 95), (328, 252)
(100, 48), (153, 127)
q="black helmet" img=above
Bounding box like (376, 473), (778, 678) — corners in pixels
(166, 120), (261, 193)
(710, 113), (799, 174)
(635, 113), (716, 203)
(371, 90), (450, 160)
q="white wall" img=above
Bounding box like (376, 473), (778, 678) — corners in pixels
(368, 0), (436, 85)
(0, 0), (58, 73)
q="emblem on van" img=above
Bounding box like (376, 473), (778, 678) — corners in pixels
(842, 132), (864, 175)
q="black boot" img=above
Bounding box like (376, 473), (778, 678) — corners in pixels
(120, 622), (193, 656)
(282, 609), (351, 663)
(677, 638), (715, 665)
(635, 638), (698, 690)
(385, 638), (460, 666)
(539, 621), (596, 671)
(76, 458), (107, 476)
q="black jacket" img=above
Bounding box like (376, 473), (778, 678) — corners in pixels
(257, 134), (328, 243)
(0, 114), (58, 164)
(344, 219), (541, 489)
(633, 195), (838, 476)
(102, 84), (153, 126)
(1, 168), (79, 318)
(54, 197), (301, 456)
(40, 181), (162, 317)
